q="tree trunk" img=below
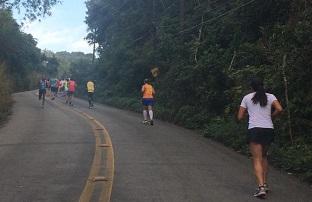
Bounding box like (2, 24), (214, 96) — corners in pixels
(282, 54), (294, 145)
(194, 15), (204, 64)
(228, 50), (237, 71)
(92, 41), (96, 64)
(179, 0), (185, 29)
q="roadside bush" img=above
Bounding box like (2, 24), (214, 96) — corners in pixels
(173, 105), (210, 129)
(270, 143), (312, 183)
(203, 118), (248, 153)
(99, 96), (141, 113)
(0, 64), (12, 123)
(154, 105), (175, 122)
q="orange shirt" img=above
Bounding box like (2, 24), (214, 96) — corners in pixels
(142, 84), (155, 98)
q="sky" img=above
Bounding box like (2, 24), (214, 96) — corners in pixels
(14, 0), (93, 54)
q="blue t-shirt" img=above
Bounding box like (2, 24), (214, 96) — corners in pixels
(50, 79), (57, 87)
(39, 80), (46, 90)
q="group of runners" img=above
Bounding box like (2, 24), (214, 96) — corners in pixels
(38, 77), (96, 108)
(39, 75), (283, 199)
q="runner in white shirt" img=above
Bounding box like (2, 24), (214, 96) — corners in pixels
(237, 78), (282, 198)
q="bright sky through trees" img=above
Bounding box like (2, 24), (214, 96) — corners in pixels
(14, 0), (92, 53)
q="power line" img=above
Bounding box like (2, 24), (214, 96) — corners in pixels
(156, 0), (221, 28)
(176, 0), (256, 35)
(157, 1), (228, 29)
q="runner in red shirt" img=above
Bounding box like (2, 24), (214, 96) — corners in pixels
(67, 78), (76, 106)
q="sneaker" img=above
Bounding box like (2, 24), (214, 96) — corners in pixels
(253, 186), (266, 198)
(150, 120), (154, 125)
(142, 120), (148, 124)
(263, 183), (270, 193)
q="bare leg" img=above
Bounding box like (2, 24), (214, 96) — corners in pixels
(42, 92), (45, 106)
(68, 94), (73, 104)
(249, 143), (265, 186)
(65, 92), (68, 103)
(262, 145), (269, 184)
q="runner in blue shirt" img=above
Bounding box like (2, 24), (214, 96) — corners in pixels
(38, 78), (47, 106)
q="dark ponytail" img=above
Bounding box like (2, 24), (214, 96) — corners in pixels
(250, 78), (267, 107)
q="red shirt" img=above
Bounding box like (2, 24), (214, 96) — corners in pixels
(68, 80), (76, 92)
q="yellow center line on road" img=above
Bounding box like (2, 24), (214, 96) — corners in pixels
(44, 97), (114, 202)
(77, 111), (115, 202)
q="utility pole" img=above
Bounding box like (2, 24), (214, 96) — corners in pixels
(92, 28), (97, 64)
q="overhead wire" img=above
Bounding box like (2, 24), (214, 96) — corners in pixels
(155, 0), (223, 28)
(93, 0), (257, 49)
(176, 0), (257, 35)
(157, 0), (229, 28)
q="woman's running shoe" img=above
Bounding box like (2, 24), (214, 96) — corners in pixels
(253, 186), (266, 198)
(263, 183), (270, 193)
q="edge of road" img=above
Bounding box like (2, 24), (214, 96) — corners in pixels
(42, 92), (115, 202)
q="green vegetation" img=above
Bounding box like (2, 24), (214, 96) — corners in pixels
(0, 9), (41, 123)
(74, 0), (312, 182)
(0, 63), (12, 123)
(1, 0), (61, 21)
(54, 51), (93, 78)
(0, 0), (60, 123)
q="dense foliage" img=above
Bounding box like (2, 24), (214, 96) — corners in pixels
(78, 0), (312, 182)
(0, 63), (12, 123)
(0, 0), (62, 123)
(0, 0), (61, 21)
(0, 9), (44, 91)
(54, 51), (93, 78)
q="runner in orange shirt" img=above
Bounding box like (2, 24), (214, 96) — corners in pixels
(141, 79), (155, 125)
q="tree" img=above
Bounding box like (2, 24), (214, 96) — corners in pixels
(0, 9), (42, 90)
(0, 0), (61, 21)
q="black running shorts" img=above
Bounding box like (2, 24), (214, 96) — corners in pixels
(247, 127), (274, 145)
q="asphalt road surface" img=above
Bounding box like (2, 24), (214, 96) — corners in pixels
(0, 91), (311, 202)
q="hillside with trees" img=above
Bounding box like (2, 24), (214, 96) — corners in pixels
(0, 10), (42, 122)
(54, 51), (93, 78)
(0, 0), (61, 123)
(78, 0), (312, 182)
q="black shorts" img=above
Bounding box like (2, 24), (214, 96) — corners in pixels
(51, 87), (58, 93)
(247, 128), (274, 145)
(39, 89), (46, 95)
(67, 91), (74, 96)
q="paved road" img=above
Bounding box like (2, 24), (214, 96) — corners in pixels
(0, 91), (311, 202)
(0, 92), (94, 202)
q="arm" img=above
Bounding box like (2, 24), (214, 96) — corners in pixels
(237, 106), (247, 121)
(141, 86), (145, 95)
(272, 100), (283, 118)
